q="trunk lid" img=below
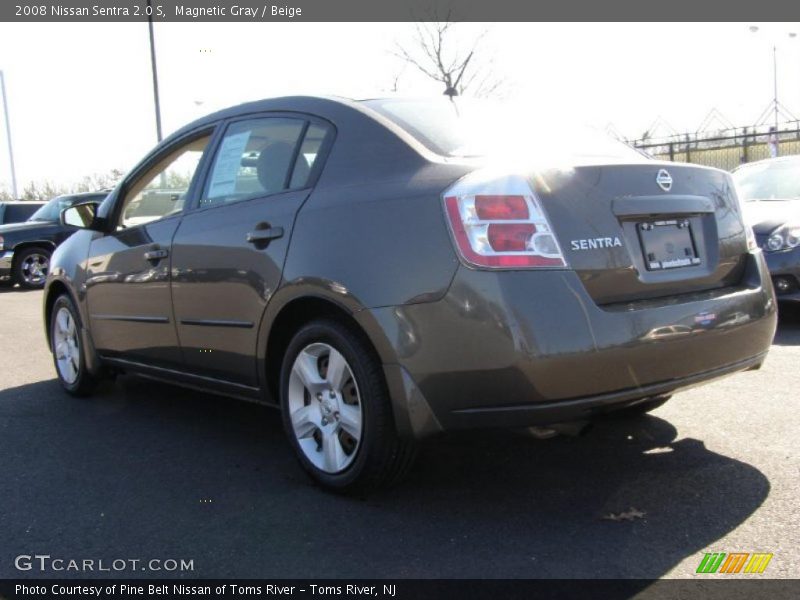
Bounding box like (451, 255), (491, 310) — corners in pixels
(533, 163), (749, 305)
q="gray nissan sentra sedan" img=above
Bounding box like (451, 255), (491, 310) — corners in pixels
(44, 96), (777, 493)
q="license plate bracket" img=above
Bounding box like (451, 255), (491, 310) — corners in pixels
(638, 219), (700, 271)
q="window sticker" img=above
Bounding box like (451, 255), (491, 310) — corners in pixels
(207, 131), (251, 198)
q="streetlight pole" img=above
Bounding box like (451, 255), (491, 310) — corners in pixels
(791, 32), (799, 126)
(749, 26), (785, 156)
(147, 0), (163, 143)
(0, 70), (18, 200)
(772, 44), (779, 132)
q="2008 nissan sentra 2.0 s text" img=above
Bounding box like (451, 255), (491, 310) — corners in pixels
(43, 96), (777, 493)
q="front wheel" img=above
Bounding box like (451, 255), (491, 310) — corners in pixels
(280, 319), (416, 494)
(15, 247), (51, 289)
(50, 294), (98, 396)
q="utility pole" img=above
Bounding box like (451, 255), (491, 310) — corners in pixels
(0, 70), (18, 200)
(147, 0), (163, 142)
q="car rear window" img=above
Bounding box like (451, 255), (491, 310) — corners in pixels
(2, 203), (41, 223)
(362, 97), (645, 163)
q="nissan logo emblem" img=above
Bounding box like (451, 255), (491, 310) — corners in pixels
(656, 169), (673, 192)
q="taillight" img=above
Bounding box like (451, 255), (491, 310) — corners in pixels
(745, 224), (758, 252)
(475, 195), (528, 220)
(443, 172), (567, 268)
(729, 174), (758, 252)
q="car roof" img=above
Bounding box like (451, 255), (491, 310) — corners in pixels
(130, 95), (441, 185)
(163, 95), (435, 154)
(169, 95), (362, 139)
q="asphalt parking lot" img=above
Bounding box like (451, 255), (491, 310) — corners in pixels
(0, 285), (798, 579)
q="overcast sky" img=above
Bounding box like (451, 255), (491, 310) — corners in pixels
(0, 21), (799, 191)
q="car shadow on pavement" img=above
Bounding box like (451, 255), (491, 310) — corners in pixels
(0, 376), (769, 581)
(774, 304), (800, 346)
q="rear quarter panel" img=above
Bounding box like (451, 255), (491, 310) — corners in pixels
(280, 104), (472, 310)
(283, 166), (466, 309)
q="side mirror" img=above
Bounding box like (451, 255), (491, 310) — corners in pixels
(60, 201), (101, 230)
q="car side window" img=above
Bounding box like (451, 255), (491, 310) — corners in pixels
(118, 135), (210, 229)
(199, 118), (306, 207)
(290, 123), (333, 188)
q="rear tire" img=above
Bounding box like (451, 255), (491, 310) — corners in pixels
(607, 395), (671, 418)
(50, 294), (98, 397)
(14, 246), (51, 289)
(279, 319), (416, 494)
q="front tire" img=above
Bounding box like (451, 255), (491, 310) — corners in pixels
(50, 294), (98, 396)
(280, 319), (416, 494)
(14, 246), (51, 289)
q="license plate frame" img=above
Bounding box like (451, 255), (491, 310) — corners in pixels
(637, 219), (701, 271)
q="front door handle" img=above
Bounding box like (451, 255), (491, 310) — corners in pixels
(246, 225), (284, 245)
(144, 248), (169, 261)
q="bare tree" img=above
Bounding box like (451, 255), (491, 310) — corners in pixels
(394, 21), (505, 98)
(73, 168), (125, 193)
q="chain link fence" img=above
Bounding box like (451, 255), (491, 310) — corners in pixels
(631, 123), (800, 171)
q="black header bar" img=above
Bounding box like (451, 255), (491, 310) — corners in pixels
(2, 0), (800, 22)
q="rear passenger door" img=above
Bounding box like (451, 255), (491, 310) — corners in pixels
(171, 115), (333, 387)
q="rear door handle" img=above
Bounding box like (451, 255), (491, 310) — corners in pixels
(144, 248), (169, 261)
(246, 226), (284, 245)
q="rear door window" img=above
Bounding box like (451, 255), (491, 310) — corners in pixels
(200, 118), (307, 207)
(290, 123), (333, 188)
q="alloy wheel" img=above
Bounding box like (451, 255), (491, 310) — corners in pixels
(21, 253), (49, 285)
(53, 307), (80, 384)
(287, 343), (363, 473)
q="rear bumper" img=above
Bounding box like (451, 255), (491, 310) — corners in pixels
(444, 352), (766, 430)
(762, 247), (800, 302)
(371, 251), (777, 438)
(0, 250), (13, 279)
